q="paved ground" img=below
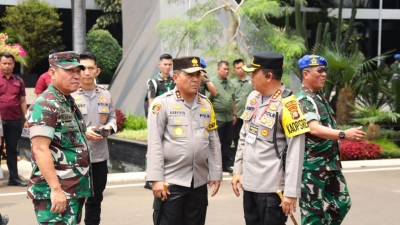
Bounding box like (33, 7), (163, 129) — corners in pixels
(1, 164), (400, 225)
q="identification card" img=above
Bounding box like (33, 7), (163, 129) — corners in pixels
(246, 123), (258, 145)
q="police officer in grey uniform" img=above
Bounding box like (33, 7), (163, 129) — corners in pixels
(71, 52), (116, 225)
(146, 56), (222, 225)
(231, 52), (309, 225)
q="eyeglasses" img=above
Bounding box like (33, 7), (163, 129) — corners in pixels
(306, 67), (327, 74)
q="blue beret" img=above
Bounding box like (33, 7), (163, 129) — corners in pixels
(394, 54), (400, 59)
(200, 57), (207, 68)
(298, 55), (328, 69)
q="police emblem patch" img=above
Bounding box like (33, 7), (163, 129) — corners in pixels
(152, 103), (162, 114)
(249, 99), (256, 105)
(174, 127), (184, 136)
(260, 117), (267, 124)
(204, 121), (209, 127)
(261, 129), (269, 137)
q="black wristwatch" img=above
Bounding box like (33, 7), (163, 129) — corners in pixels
(339, 130), (345, 139)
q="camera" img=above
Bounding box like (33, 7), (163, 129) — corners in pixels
(93, 129), (109, 138)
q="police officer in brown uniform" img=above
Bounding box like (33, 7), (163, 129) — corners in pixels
(146, 56), (222, 225)
(231, 52), (309, 225)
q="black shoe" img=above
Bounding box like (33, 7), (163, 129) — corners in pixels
(144, 181), (153, 190)
(223, 166), (233, 173)
(7, 179), (27, 187)
(0, 213), (9, 225)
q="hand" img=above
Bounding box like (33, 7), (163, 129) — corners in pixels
(85, 126), (102, 140)
(280, 196), (297, 216)
(152, 181), (169, 200)
(50, 188), (67, 214)
(23, 121), (28, 128)
(231, 174), (243, 197)
(345, 126), (366, 142)
(208, 181), (220, 197)
(99, 125), (112, 138)
(233, 116), (237, 125)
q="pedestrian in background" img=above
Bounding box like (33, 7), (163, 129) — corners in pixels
(34, 49), (59, 96)
(198, 57), (218, 97)
(71, 52), (117, 225)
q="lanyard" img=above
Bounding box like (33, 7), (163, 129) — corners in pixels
(252, 89), (282, 120)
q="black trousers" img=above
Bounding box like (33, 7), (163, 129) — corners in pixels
(233, 118), (244, 151)
(217, 121), (233, 167)
(2, 119), (22, 180)
(84, 160), (108, 225)
(153, 183), (208, 225)
(243, 190), (288, 225)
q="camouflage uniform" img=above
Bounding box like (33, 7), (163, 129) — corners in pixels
(296, 86), (351, 225)
(147, 73), (175, 99)
(27, 52), (92, 225)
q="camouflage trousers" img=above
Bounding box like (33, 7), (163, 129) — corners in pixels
(300, 171), (351, 225)
(33, 198), (85, 225)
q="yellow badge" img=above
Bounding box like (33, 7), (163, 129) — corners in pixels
(204, 121), (209, 127)
(269, 104), (278, 111)
(261, 129), (269, 137)
(101, 115), (106, 122)
(249, 99), (256, 105)
(200, 108), (209, 113)
(173, 105), (182, 110)
(260, 117), (267, 124)
(241, 112), (252, 120)
(174, 127), (184, 136)
(267, 119), (274, 127)
(152, 103), (162, 114)
(175, 118), (181, 124)
(204, 130), (209, 136)
(73, 95), (81, 100)
(310, 56), (319, 66)
(192, 58), (199, 67)
(102, 107), (107, 112)
(281, 95), (310, 137)
(99, 94), (105, 99)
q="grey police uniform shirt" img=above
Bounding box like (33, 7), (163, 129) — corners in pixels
(233, 85), (305, 197)
(71, 85), (117, 163)
(146, 88), (222, 188)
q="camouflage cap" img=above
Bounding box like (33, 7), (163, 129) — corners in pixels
(49, 51), (85, 70)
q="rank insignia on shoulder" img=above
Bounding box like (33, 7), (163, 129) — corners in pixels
(249, 99), (256, 105)
(174, 127), (184, 136)
(152, 103), (162, 114)
(261, 129), (269, 137)
(175, 91), (182, 99)
(173, 105), (182, 110)
(79, 87), (83, 92)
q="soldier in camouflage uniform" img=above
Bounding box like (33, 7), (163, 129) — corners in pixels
(390, 54), (400, 74)
(27, 51), (92, 225)
(296, 55), (366, 225)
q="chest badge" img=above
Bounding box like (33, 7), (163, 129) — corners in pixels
(204, 121), (209, 127)
(152, 104), (162, 114)
(200, 108), (208, 113)
(101, 115), (106, 122)
(174, 127), (184, 136)
(260, 117), (267, 124)
(270, 104), (278, 111)
(102, 107), (107, 112)
(173, 105), (182, 110)
(175, 118), (181, 124)
(261, 129), (269, 137)
(249, 99), (256, 105)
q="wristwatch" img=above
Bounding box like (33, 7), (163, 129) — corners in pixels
(339, 130), (345, 139)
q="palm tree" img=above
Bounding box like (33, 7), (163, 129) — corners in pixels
(72, 0), (86, 53)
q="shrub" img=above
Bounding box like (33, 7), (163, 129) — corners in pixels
(123, 114), (147, 131)
(115, 109), (126, 132)
(86, 29), (122, 84)
(369, 137), (400, 159)
(340, 140), (381, 160)
(114, 129), (147, 142)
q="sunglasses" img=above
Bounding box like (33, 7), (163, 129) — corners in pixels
(307, 67), (327, 74)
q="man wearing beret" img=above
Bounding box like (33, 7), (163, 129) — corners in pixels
(390, 54), (400, 74)
(231, 52), (308, 225)
(146, 56), (222, 224)
(26, 51), (92, 224)
(296, 54), (366, 225)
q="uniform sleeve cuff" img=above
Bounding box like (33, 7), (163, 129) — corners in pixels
(304, 112), (320, 123)
(29, 125), (55, 140)
(233, 164), (243, 174)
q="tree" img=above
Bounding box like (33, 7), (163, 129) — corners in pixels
(0, 0), (63, 74)
(157, 0), (306, 80)
(86, 29), (122, 84)
(92, 0), (122, 30)
(72, 0), (86, 53)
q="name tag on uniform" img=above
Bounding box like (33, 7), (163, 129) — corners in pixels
(246, 123), (258, 145)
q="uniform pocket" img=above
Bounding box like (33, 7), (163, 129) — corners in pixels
(168, 116), (188, 138)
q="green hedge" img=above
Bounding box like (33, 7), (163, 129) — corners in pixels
(123, 114), (147, 131)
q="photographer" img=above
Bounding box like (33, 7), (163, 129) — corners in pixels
(71, 52), (117, 225)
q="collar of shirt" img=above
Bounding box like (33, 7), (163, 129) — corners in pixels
(216, 75), (228, 84)
(157, 72), (171, 81)
(0, 70), (15, 80)
(47, 84), (70, 103)
(235, 76), (250, 83)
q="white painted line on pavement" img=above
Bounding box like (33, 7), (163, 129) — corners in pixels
(1, 167), (400, 197)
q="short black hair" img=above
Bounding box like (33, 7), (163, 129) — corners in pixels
(232, 59), (244, 67)
(160, 54), (172, 61)
(80, 52), (99, 66)
(48, 49), (59, 55)
(0, 52), (15, 62)
(261, 69), (283, 80)
(218, 61), (229, 68)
